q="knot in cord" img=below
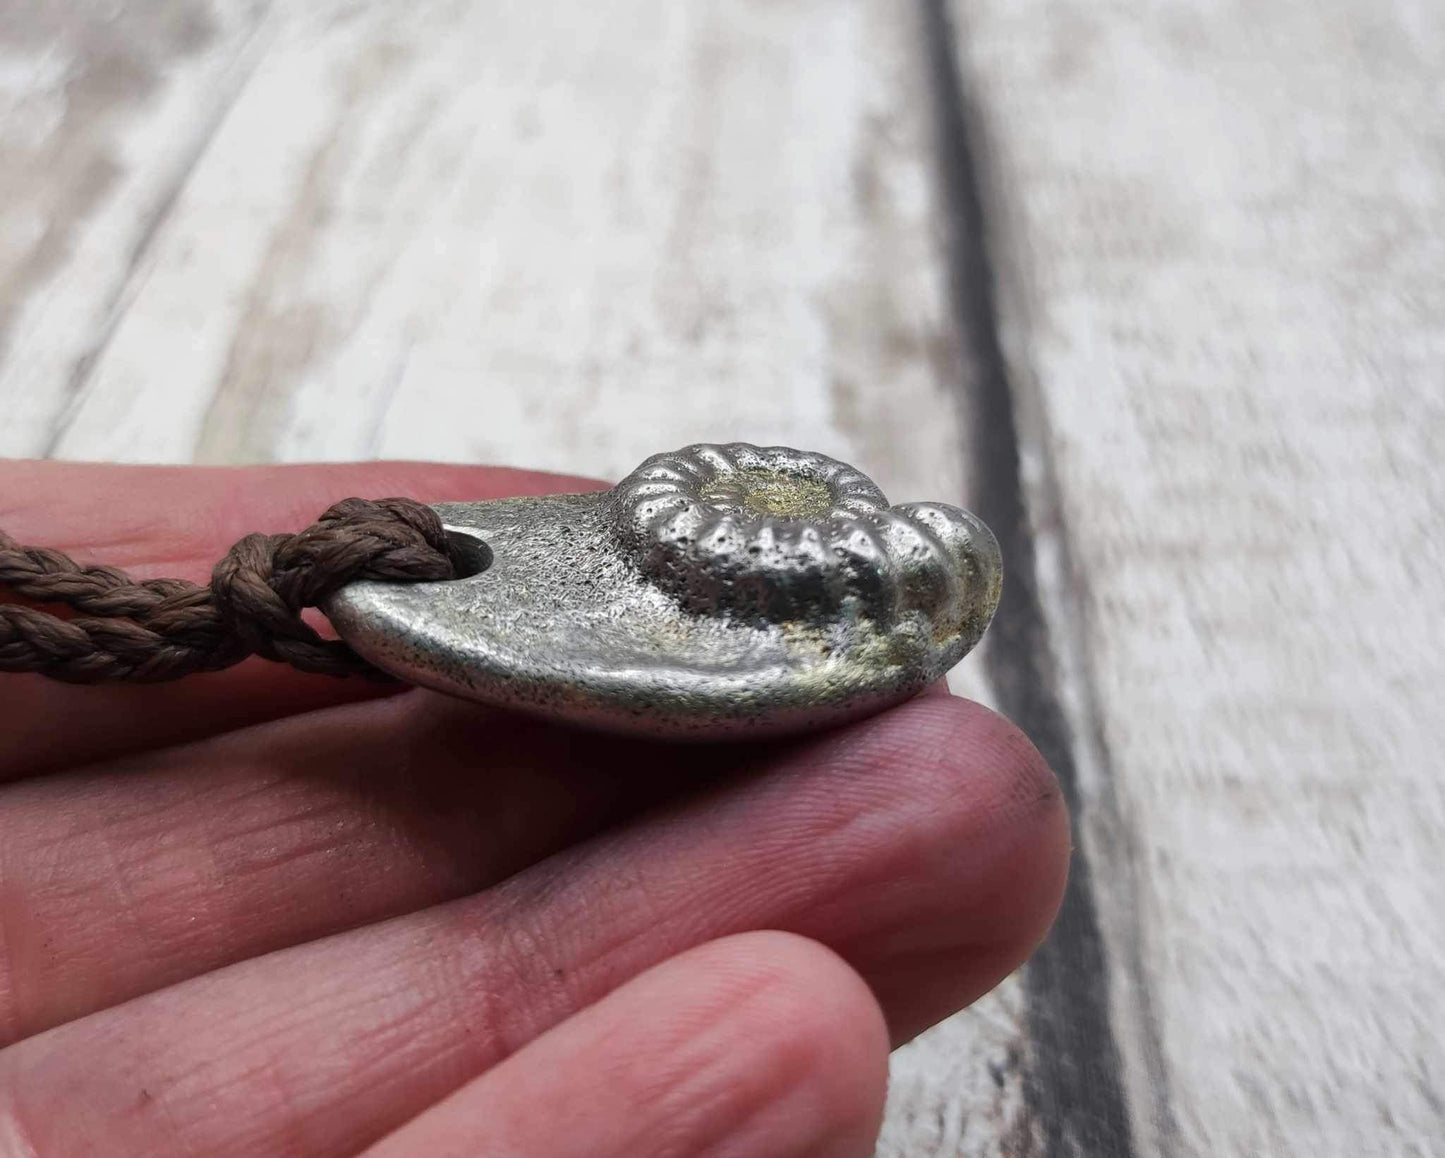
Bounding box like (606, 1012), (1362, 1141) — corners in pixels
(1, 497), (461, 683)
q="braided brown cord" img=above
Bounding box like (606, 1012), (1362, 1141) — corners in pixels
(0, 497), (460, 683)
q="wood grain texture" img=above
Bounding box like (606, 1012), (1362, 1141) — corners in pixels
(0, 0), (270, 453)
(950, 0), (1445, 1154)
(0, 1), (1013, 1152)
(3, 0), (969, 503)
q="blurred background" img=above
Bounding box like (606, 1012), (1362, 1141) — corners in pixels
(2, 1), (1440, 1154)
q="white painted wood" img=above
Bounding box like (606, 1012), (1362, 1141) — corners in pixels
(2, 0), (969, 508)
(881, 978), (1034, 1156)
(952, 0), (1445, 1153)
(0, 1), (1012, 1151)
(0, 0), (271, 454)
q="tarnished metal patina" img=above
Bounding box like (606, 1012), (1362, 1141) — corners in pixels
(326, 444), (1002, 739)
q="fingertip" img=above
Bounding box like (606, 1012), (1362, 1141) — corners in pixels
(360, 931), (889, 1158)
(826, 692), (1067, 841)
(785, 694), (1071, 1039)
(696, 930), (891, 1152)
(903, 695), (1072, 944)
(931, 697), (1072, 950)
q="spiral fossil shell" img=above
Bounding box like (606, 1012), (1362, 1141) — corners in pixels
(609, 443), (1001, 635)
(327, 442), (1003, 740)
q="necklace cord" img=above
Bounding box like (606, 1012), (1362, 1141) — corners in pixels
(0, 497), (459, 683)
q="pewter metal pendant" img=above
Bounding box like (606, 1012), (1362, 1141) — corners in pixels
(326, 444), (1002, 739)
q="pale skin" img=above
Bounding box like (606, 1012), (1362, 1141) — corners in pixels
(0, 461), (1070, 1158)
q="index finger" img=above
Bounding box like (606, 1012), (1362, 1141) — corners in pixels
(0, 460), (603, 780)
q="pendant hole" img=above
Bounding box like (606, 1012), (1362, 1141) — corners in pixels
(445, 529), (493, 578)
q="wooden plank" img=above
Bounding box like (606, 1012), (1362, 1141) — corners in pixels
(0, 0), (271, 454)
(1, 1), (1016, 1152)
(946, 0), (1445, 1153)
(8, 1), (964, 506)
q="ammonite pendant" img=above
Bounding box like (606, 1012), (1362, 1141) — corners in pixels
(326, 443), (1001, 739)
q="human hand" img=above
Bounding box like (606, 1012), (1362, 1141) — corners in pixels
(0, 461), (1068, 1157)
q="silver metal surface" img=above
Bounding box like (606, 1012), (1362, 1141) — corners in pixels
(327, 444), (1002, 739)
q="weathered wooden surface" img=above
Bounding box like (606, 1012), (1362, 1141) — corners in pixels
(0, 0), (967, 498)
(2, 0), (1441, 1154)
(947, 0), (1445, 1154)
